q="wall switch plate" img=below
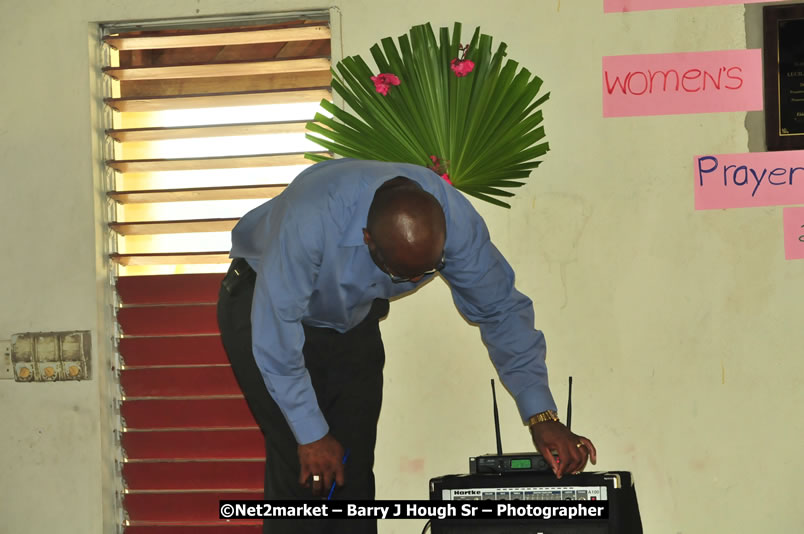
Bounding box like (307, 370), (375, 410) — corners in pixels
(10, 331), (91, 382)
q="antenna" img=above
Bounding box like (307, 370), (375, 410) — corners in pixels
(567, 376), (573, 432)
(490, 379), (503, 455)
(470, 377), (565, 475)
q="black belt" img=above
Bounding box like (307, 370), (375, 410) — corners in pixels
(221, 258), (256, 296)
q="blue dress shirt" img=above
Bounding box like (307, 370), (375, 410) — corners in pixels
(230, 158), (557, 444)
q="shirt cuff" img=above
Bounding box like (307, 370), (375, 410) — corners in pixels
(288, 410), (330, 445)
(514, 385), (558, 424)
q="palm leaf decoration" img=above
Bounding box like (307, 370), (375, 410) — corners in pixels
(304, 22), (550, 208)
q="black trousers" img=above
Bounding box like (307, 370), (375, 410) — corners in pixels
(216, 258), (389, 534)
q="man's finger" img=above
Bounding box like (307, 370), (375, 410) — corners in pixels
(322, 471), (334, 494)
(311, 473), (324, 496)
(539, 444), (561, 478)
(570, 441), (587, 474)
(335, 462), (346, 487)
(558, 445), (576, 478)
(567, 440), (588, 476)
(574, 444), (589, 474)
(298, 464), (312, 487)
(561, 451), (577, 477)
(580, 437), (597, 465)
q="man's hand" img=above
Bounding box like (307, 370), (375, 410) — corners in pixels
(530, 421), (597, 479)
(298, 433), (346, 497)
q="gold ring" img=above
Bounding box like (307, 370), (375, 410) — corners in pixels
(576, 442), (584, 448)
(312, 475), (321, 482)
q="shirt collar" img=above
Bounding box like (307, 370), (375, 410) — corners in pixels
(338, 181), (377, 247)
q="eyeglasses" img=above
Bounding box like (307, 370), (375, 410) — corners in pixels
(374, 248), (446, 284)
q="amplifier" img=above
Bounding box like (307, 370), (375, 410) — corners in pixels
(429, 471), (642, 534)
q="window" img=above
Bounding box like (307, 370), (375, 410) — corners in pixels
(103, 13), (332, 276)
(100, 11), (333, 530)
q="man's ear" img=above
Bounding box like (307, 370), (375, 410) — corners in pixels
(362, 228), (371, 246)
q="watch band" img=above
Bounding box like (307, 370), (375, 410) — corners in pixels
(527, 409), (560, 426)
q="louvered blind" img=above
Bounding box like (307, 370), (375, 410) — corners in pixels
(102, 17), (331, 275)
(101, 14), (332, 532)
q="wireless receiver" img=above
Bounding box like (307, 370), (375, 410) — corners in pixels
(468, 378), (571, 475)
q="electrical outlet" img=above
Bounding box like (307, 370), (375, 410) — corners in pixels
(10, 331), (91, 382)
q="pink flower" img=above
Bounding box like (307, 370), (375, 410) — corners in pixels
(428, 155), (453, 185)
(450, 58), (475, 77)
(371, 73), (401, 95)
(428, 155), (443, 174)
(450, 44), (475, 77)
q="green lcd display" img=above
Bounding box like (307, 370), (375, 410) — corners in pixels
(510, 459), (532, 469)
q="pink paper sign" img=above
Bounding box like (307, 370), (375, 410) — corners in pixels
(603, 49), (762, 117)
(604, 0), (784, 13)
(694, 151), (804, 210)
(783, 207), (804, 260)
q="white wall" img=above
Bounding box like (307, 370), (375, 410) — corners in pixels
(1, 1), (801, 533)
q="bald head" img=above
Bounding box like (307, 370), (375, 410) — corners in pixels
(363, 177), (446, 280)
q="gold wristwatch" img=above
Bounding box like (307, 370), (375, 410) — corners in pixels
(527, 410), (560, 426)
